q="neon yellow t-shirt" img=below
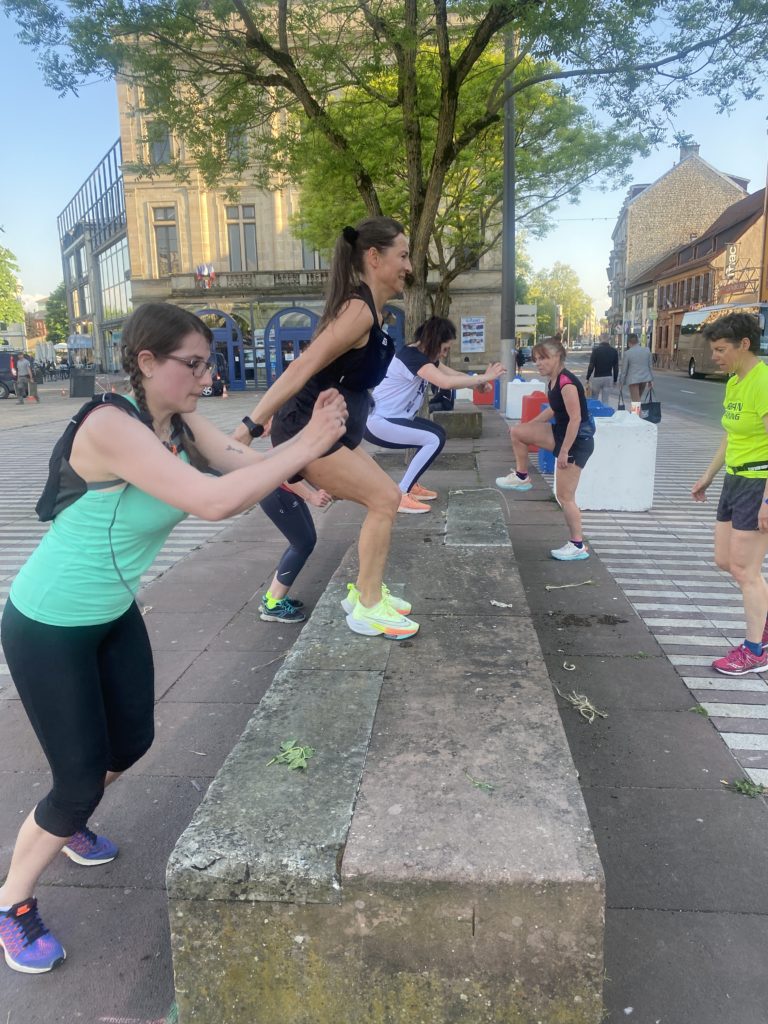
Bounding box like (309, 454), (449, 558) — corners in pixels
(722, 361), (768, 477)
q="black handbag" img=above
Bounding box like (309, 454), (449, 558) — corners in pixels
(617, 387), (626, 411)
(639, 385), (661, 424)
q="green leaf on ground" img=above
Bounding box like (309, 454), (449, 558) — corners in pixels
(267, 740), (316, 770)
(464, 769), (495, 794)
(689, 705), (709, 716)
(721, 777), (767, 798)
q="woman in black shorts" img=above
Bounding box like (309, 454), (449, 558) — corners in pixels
(496, 337), (594, 561)
(234, 217), (418, 640)
(691, 312), (768, 676)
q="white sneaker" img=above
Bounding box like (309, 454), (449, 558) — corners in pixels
(551, 542), (589, 561)
(341, 583), (412, 615)
(346, 596), (419, 639)
(495, 473), (532, 491)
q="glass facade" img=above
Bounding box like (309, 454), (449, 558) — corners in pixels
(98, 237), (132, 323)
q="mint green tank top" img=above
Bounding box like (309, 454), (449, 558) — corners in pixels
(11, 456), (189, 627)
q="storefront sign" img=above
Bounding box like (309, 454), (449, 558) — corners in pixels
(723, 243), (739, 279)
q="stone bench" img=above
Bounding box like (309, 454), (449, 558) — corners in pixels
(167, 488), (604, 1023)
(430, 404), (483, 438)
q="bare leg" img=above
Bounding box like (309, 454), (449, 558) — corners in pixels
(555, 464), (584, 541)
(718, 528), (768, 644)
(304, 447), (400, 608)
(266, 574), (289, 600)
(0, 813), (70, 906)
(0, 771), (122, 905)
(509, 421), (555, 474)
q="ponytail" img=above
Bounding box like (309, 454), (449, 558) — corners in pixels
(315, 216), (405, 335)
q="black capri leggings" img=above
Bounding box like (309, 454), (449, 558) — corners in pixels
(259, 487), (317, 589)
(0, 599), (154, 837)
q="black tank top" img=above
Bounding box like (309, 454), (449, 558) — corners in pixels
(547, 367), (589, 430)
(270, 281), (395, 452)
(312, 281), (394, 392)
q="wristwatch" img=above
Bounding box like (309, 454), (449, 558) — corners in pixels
(242, 415), (265, 439)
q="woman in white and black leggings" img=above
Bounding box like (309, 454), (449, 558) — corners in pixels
(365, 317), (506, 513)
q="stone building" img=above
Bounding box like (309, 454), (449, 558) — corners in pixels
(626, 187), (765, 368)
(57, 77), (510, 377)
(606, 142), (749, 343)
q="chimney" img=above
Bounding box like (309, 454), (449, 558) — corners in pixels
(679, 140), (700, 162)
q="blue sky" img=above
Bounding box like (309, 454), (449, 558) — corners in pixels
(1, 11), (766, 315)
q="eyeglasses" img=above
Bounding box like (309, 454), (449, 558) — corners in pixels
(164, 354), (217, 378)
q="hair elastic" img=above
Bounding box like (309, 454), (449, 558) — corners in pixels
(342, 226), (359, 245)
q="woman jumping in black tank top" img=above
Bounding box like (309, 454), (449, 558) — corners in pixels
(234, 216), (419, 640)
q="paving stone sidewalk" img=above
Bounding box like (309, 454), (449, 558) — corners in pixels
(1, 400), (767, 1023)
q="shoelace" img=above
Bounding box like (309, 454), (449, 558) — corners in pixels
(76, 826), (98, 847)
(8, 900), (49, 947)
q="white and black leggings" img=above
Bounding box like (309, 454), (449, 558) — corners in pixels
(364, 414), (446, 493)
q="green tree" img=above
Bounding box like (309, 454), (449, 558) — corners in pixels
(291, 50), (640, 316)
(44, 281), (70, 343)
(528, 263), (592, 338)
(0, 242), (24, 326)
(5, 0), (766, 326)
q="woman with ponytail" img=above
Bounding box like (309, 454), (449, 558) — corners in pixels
(0, 302), (347, 974)
(234, 216), (420, 640)
(365, 316), (505, 513)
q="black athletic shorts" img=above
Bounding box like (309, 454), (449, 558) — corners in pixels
(716, 474), (767, 532)
(552, 426), (594, 470)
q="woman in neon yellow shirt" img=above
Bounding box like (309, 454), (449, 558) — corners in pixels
(691, 312), (768, 676)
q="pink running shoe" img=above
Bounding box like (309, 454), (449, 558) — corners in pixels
(712, 644), (768, 677)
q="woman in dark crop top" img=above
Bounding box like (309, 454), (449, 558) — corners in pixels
(234, 217), (419, 640)
(496, 337), (594, 562)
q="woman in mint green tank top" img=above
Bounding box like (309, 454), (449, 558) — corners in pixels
(0, 303), (348, 975)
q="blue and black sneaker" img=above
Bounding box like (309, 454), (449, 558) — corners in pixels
(62, 826), (118, 866)
(282, 596), (304, 611)
(260, 595), (306, 623)
(0, 898), (66, 974)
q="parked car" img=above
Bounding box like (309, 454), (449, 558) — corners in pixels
(201, 352), (229, 397)
(0, 350), (21, 398)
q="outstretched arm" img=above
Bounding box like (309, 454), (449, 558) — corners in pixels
(73, 392), (348, 521)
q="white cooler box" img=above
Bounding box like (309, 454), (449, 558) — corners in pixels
(504, 379), (547, 419)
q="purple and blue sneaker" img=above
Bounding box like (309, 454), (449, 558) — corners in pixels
(0, 898), (66, 973)
(62, 826), (119, 866)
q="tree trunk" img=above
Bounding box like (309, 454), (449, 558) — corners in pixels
(432, 283), (452, 318)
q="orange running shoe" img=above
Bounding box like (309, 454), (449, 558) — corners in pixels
(410, 482), (437, 500)
(398, 493), (431, 514)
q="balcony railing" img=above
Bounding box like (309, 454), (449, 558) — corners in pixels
(168, 269), (331, 294)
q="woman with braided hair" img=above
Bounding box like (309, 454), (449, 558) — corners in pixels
(0, 302), (347, 974)
(234, 216), (419, 640)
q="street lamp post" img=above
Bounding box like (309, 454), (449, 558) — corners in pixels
(499, 31), (516, 374)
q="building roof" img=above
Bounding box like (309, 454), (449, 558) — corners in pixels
(626, 187), (765, 290)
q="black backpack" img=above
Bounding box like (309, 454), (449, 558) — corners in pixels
(35, 393), (151, 522)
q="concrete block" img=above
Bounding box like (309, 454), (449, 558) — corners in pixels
(168, 488), (604, 1023)
(430, 408), (483, 438)
(555, 411), (656, 511)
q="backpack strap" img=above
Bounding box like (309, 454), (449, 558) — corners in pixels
(35, 393), (152, 522)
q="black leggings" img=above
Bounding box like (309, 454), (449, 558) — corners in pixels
(0, 599), (154, 837)
(259, 488), (317, 589)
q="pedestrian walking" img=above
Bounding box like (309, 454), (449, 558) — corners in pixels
(586, 338), (618, 405)
(496, 337), (594, 561)
(233, 216), (420, 640)
(15, 353), (32, 404)
(364, 316), (506, 513)
(619, 333), (654, 411)
(690, 312), (768, 676)
(258, 480), (332, 623)
(0, 302), (346, 974)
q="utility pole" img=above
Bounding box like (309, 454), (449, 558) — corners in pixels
(499, 31), (516, 377)
(760, 160), (768, 303)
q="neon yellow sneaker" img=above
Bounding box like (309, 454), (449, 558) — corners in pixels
(346, 596), (419, 640)
(341, 582), (412, 615)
